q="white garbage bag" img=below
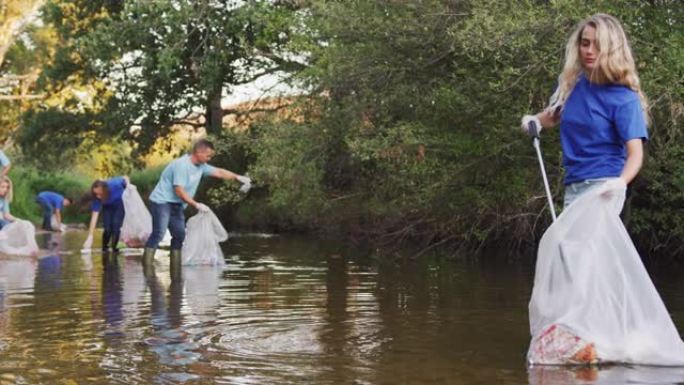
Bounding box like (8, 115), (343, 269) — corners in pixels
(528, 180), (684, 365)
(0, 220), (39, 256)
(50, 215), (67, 232)
(121, 184), (152, 248)
(181, 209), (228, 266)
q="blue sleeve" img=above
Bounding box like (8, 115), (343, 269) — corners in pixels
(201, 163), (216, 177)
(615, 97), (648, 142)
(91, 199), (102, 212)
(172, 162), (189, 187)
(0, 151), (10, 167)
(55, 196), (64, 210)
(3, 201), (9, 214)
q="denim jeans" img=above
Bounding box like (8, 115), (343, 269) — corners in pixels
(564, 178), (611, 208)
(145, 201), (185, 250)
(36, 196), (54, 230)
(102, 199), (125, 250)
(0, 218), (8, 230)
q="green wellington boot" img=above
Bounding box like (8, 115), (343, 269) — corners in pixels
(142, 247), (156, 263)
(170, 249), (182, 280)
(142, 247), (156, 276)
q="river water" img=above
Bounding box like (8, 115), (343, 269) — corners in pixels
(1, 230), (684, 384)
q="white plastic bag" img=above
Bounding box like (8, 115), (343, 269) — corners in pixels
(121, 184), (152, 248)
(181, 209), (228, 266)
(0, 219), (39, 256)
(528, 180), (684, 365)
(50, 215), (67, 232)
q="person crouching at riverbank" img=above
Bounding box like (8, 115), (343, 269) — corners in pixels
(143, 139), (251, 266)
(82, 176), (130, 252)
(35, 191), (71, 231)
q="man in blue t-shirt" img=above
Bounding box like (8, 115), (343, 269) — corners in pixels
(0, 150), (11, 177)
(143, 139), (251, 265)
(35, 191), (72, 231)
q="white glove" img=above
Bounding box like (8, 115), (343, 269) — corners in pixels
(597, 178), (626, 198)
(236, 175), (251, 185)
(196, 203), (210, 213)
(521, 115), (542, 137)
(236, 175), (252, 193)
(82, 234), (93, 249)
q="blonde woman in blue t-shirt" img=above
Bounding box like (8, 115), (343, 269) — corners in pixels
(522, 13), (648, 208)
(0, 176), (16, 230)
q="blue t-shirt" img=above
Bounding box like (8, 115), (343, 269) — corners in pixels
(91, 176), (127, 212)
(37, 191), (65, 210)
(149, 154), (216, 205)
(560, 74), (648, 185)
(0, 198), (9, 214)
(0, 151), (10, 167)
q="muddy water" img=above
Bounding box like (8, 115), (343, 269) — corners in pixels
(1, 230), (684, 384)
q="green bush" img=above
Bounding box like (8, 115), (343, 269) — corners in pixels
(129, 165), (165, 197)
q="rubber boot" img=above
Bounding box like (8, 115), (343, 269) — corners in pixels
(102, 231), (111, 252)
(142, 247), (156, 276)
(170, 249), (182, 281)
(111, 232), (120, 253)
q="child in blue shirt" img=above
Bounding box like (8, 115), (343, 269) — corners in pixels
(83, 176), (129, 252)
(522, 13), (648, 208)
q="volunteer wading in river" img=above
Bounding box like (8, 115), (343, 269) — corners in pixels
(522, 13), (655, 365)
(82, 176), (130, 252)
(521, 13), (648, 207)
(142, 139), (251, 265)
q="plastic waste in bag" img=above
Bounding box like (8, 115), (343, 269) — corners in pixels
(528, 180), (684, 365)
(121, 184), (152, 247)
(0, 219), (39, 256)
(181, 209), (228, 266)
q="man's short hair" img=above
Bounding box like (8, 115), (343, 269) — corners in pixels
(192, 139), (215, 153)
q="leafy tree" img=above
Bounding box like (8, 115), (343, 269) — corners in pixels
(19, 0), (305, 162)
(242, 0), (684, 256)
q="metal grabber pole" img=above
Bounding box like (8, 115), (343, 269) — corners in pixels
(528, 120), (557, 221)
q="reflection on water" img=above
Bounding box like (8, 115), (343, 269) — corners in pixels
(529, 365), (684, 385)
(1, 230), (684, 384)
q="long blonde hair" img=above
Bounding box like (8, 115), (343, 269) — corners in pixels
(0, 176), (13, 203)
(550, 13), (649, 124)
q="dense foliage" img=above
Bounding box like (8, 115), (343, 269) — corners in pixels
(239, 0), (683, 255)
(2, 0), (683, 257)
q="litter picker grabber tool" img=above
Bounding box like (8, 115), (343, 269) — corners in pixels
(528, 120), (557, 221)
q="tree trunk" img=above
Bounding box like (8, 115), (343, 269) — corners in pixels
(205, 84), (223, 135)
